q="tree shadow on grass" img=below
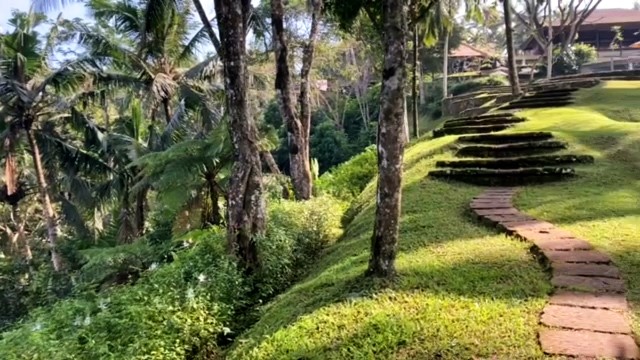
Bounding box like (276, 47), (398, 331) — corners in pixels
(229, 178), (551, 358)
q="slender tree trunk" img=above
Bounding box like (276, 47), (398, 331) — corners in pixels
(261, 151), (281, 175)
(271, 0), (314, 200)
(204, 172), (223, 226)
(547, 0), (553, 79)
(192, 0), (223, 56)
(134, 187), (147, 236)
(25, 127), (63, 271)
(411, 5), (419, 138)
(162, 98), (172, 124)
(10, 205), (31, 261)
(367, 0), (407, 278)
(443, 30), (449, 97)
(502, 0), (522, 95)
(214, 0), (265, 273)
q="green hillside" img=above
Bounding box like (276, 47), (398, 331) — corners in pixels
(227, 81), (640, 359)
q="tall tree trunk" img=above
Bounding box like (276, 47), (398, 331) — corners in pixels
(547, 0), (553, 79)
(411, 4), (419, 139)
(261, 151), (281, 175)
(214, 0), (265, 273)
(271, 0), (314, 200)
(134, 187), (147, 237)
(367, 0), (407, 278)
(502, 0), (522, 95)
(192, 0), (223, 56)
(442, 29), (449, 97)
(25, 127), (63, 271)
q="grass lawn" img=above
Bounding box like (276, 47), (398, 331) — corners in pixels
(513, 80), (640, 334)
(228, 139), (551, 358)
(227, 80), (640, 359)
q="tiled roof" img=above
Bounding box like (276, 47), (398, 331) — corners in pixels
(450, 43), (493, 58)
(553, 8), (640, 26)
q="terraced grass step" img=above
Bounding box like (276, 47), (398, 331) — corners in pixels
(446, 112), (516, 122)
(428, 167), (576, 186)
(436, 154), (594, 169)
(532, 88), (579, 95)
(433, 124), (513, 138)
(456, 140), (567, 158)
(517, 95), (573, 102)
(501, 100), (573, 110)
(458, 132), (554, 144)
(443, 116), (525, 128)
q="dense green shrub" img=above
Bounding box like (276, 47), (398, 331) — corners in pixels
(0, 196), (346, 359)
(573, 43), (598, 69)
(255, 196), (345, 299)
(0, 229), (244, 360)
(449, 75), (509, 96)
(315, 145), (377, 201)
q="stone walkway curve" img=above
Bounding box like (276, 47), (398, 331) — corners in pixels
(471, 187), (640, 359)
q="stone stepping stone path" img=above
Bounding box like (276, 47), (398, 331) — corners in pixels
(471, 188), (640, 359)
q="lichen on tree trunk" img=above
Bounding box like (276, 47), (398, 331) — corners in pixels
(214, 0), (266, 273)
(367, 0), (407, 278)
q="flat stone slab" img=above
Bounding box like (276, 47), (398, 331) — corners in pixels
(552, 275), (625, 293)
(541, 304), (631, 333)
(553, 263), (621, 278)
(515, 228), (579, 240)
(549, 291), (628, 310)
(473, 208), (520, 216)
(532, 238), (593, 251)
(539, 329), (640, 359)
(544, 250), (611, 264)
(470, 201), (513, 209)
(485, 214), (536, 223)
(500, 220), (556, 233)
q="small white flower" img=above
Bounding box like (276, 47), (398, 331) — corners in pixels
(83, 315), (91, 326)
(32, 322), (42, 332)
(74, 316), (83, 326)
(98, 299), (109, 311)
(186, 287), (195, 301)
(149, 262), (158, 271)
(197, 273), (207, 283)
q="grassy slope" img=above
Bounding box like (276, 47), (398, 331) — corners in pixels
(229, 80), (640, 359)
(229, 139), (551, 358)
(514, 80), (640, 334)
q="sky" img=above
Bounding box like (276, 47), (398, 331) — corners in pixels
(0, 0), (638, 31)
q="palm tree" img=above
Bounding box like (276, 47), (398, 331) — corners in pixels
(0, 9), (88, 271)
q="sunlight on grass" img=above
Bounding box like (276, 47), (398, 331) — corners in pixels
(514, 81), (640, 334)
(228, 132), (550, 359)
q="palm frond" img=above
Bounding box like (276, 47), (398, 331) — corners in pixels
(31, 0), (81, 13)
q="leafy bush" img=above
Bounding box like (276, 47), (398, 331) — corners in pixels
(449, 75), (508, 96)
(573, 43), (598, 68)
(0, 229), (246, 360)
(315, 145), (377, 201)
(255, 196), (344, 299)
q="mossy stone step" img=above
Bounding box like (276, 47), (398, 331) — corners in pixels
(456, 140), (567, 158)
(518, 95), (573, 102)
(429, 167), (576, 186)
(446, 112), (516, 122)
(436, 154), (594, 169)
(501, 100), (573, 110)
(458, 132), (554, 144)
(443, 116), (525, 128)
(433, 124), (513, 138)
(532, 88), (579, 95)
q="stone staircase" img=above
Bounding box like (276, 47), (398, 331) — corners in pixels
(433, 113), (524, 138)
(429, 119), (594, 186)
(499, 88), (579, 111)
